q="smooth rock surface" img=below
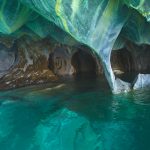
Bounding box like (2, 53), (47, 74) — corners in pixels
(113, 78), (131, 94)
(0, 0), (150, 93)
(133, 74), (150, 90)
(0, 44), (16, 71)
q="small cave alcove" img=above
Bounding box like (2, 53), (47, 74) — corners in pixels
(131, 44), (150, 74)
(111, 44), (150, 84)
(48, 47), (99, 79)
(48, 47), (73, 76)
(71, 50), (97, 78)
(111, 48), (137, 82)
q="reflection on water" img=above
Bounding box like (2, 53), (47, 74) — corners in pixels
(0, 78), (150, 150)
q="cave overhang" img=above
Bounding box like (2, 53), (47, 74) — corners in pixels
(0, 0), (150, 93)
(48, 45), (102, 77)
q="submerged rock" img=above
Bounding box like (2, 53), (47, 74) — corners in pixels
(33, 108), (100, 150)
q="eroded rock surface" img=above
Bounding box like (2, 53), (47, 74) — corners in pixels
(0, 36), (149, 92)
(0, 0), (150, 93)
(0, 37), (58, 89)
(133, 74), (150, 90)
(0, 44), (17, 78)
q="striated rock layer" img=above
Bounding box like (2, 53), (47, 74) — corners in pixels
(0, 37), (58, 89)
(0, 0), (150, 93)
(0, 36), (149, 92)
(0, 36), (103, 90)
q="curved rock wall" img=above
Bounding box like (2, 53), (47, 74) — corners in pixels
(0, 43), (17, 78)
(49, 46), (103, 77)
(0, 36), (58, 89)
(0, 36), (104, 90)
(0, 36), (149, 92)
(111, 43), (150, 91)
(0, 0), (150, 93)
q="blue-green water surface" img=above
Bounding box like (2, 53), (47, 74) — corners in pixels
(0, 79), (150, 150)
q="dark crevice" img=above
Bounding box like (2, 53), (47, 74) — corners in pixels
(48, 47), (99, 79)
(71, 50), (97, 79)
(48, 53), (54, 71)
(111, 48), (137, 82)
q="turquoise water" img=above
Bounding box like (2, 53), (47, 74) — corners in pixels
(0, 79), (150, 150)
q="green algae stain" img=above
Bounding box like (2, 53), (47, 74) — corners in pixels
(55, 0), (70, 33)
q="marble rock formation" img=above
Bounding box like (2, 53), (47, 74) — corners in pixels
(49, 46), (102, 77)
(0, 0), (150, 93)
(48, 46), (75, 76)
(0, 37), (58, 89)
(133, 74), (150, 90)
(0, 43), (17, 78)
(0, 36), (149, 93)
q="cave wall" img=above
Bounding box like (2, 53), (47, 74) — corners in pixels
(0, 36), (104, 90)
(48, 46), (76, 76)
(0, 37), (58, 89)
(48, 46), (103, 77)
(127, 44), (150, 74)
(0, 42), (17, 78)
(110, 43), (150, 91)
(111, 44), (150, 75)
(0, 36), (150, 91)
(111, 49), (134, 75)
(0, 0), (150, 93)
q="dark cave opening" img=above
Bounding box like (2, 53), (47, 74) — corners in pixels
(48, 48), (98, 79)
(131, 44), (150, 74)
(111, 48), (137, 82)
(111, 45), (150, 83)
(48, 53), (54, 71)
(71, 50), (97, 78)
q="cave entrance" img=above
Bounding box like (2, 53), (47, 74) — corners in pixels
(71, 50), (97, 79)
(48, 47), (99, 79)
(111, 48), (137, 82)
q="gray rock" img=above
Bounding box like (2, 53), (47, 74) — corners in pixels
(49, 47), (75, 76)
(0, 50), (15, 71)
(0, 43), (16, 77)
(133, 74), (150, 90)
(113, 78), (131, 94)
